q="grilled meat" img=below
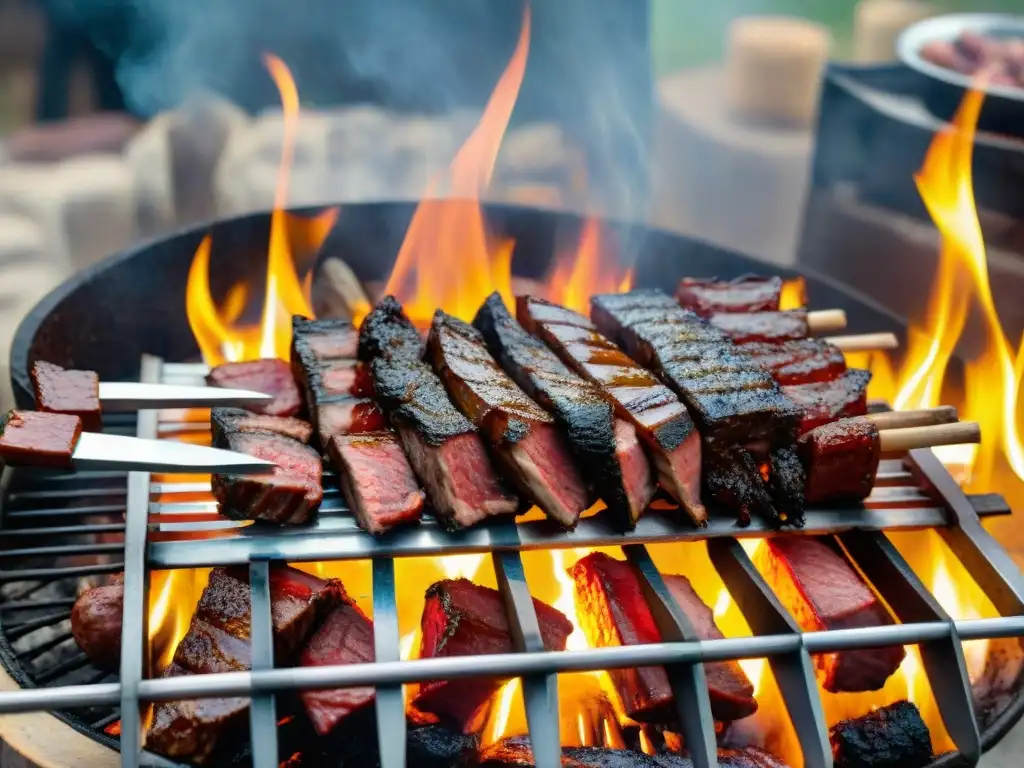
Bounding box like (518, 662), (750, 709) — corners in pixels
(0, 410), (82, 469)
(428, 309), (589, 528)
(364, 297), (518, 528)
(797, 418), (879, 504)
(31, 360), (102, 431)
(299, 584), (376, 738)
(676, 275), (783, 317)
(147, 567), (341, 764)
(704, 445), (779, 526)
(312, 398), (388, 443)
(477, 737), (790, 767)
(211, 407), (312, 445)
(211, 430), (323, 524)
(327, 433), (425, 534)
(411, 578), (572, 729)
(829, 700), (933, 768)
(741, 339), (846, 386)
(71, 582), (123, 672)
(570, 552), (757, 723)
(474, 292), (655, 526)
(519, 295), (705, 526)
(755, 538), (905, 693)
(709, 310), (809, 344)
(766, 446), (806, 524)
(783, 369), (872, 434)
(206, 359), (302, 418)
(291, 316), (360, 364)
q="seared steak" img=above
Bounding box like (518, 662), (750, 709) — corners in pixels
(709, 310), (810, 344)
(211, 407), (312, 445)
(206, 359), (302, 418)
(676, 275), (784, 317)
(797, 418), (880, 504)
(31, 360), (102, 431)
(782, 369), (872, 434)
(741, 339), (846, 386)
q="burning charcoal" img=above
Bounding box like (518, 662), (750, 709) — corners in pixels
(755, 538), (905, 693)
(704, 445), (780, 527)
(327, 433), (425, 535)
(0, 410), (82, 469)
(519, 294), (706, 526)
(676, 276), (783, 317)
(206, 358), (302, 417)
(211, 430), (323, 525)
(766, 446), (805, 524)
(829, 700), (932, 768)
(30, 360), (102, 431)
(411, 579), (572, 729)
(427, 310), (589, 528)
(71, 582), (123, 672)
(570, 552), (757, 724)
(740, 339), (846, 386)
(147, 567), (341, 764)
(797, 418), (879, 504)
(783, 369), (872, 434)
(211, 407), (313, 445)
(474, 291), (656, 527)
(709, 311), (809, 344)
(407, 725), (479, 768)
(476, 737), (791, 767)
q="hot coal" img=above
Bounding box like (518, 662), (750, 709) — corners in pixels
(709, 311), (809, 345)
(829, 700), (933, 768)
(676, 276), (784, 317)
(206, 358), (303, 418)
(211, 407), (313, 445)
(474, 291), (656, 526)
(327, 432), (425, 534)
(211, 430), (323, 525)
(147, 567), (341, 764)
(519, 295), (705, 526)
(476, 737), (790, 767)
(782, 369), (872, 434)
(428, 309), (589, 528)
(570, 552), (757, 724)
(798, 418), (880, 504)
(756, 538), (905, 693)
(766, 447), (806, 524)
(740, 339), (846, 386)
(704, 445), (779, 527)
(71, 582), (123, 672)
(411, 578), (572, 729)
(0, 410), (82, 470)
(30, 360), (102, 431)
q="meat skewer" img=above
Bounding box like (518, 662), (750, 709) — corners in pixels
(473, 292), (656, 527)
(676, 275), (784, 316)
(361, 297), (519, 529)
(427, 310), (590, 528)
(708, 309), (848, 344)
(824, 332), (899, 353)
(517, 294), (707, 526)
(782, 369), (873, 433)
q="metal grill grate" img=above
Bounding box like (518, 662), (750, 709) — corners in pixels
(1, 354), (1024, 768)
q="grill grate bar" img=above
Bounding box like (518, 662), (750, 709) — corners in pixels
(1, 523), (126, 537)
(0, 563), (125, 583)
(0, 598), (77, 613)
(0, 543), (125, 560)
(7, 488), (128, 501)
(371, 557), (406, 768)
(35, 651), (92, 685)
(248, 559), (279, 768)
(5, 504), (129, 519)
(16, 630), (74, 661)
(4, 610), (72, 640)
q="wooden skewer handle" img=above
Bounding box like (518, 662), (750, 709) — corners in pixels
(865, 406), (958, 430)
(825, 332), (900, 353)
(878, 421), (981, 452)
(807, 309), (847, 334)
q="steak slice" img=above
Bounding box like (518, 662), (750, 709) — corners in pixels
(676, 275), (784, 317)
(313, 397), (388, 445)
(291, 316), (360, 364)
(782, 368), (872, 434)
(327, 433), (425, 534)
(358, 294), (424, 362)
(147, 567), (340, 764)
(211, 407), (312, 445)
(412, 579), (572, 729)
(428, 309), (588, 528)
(797, 418), (880, 504)
(298, 584), (376, 738)
(31, 360), (102, 431)
(518, 295), (705, 526)
(474, 291), (654, 527)
(741, 339), (846, 386)
(211, 430), (323, 524)
(756, 537), (905, 692)
(570, 552), (756, 724)
(206, 359), (302, 418)
(709, 310), (809, 344)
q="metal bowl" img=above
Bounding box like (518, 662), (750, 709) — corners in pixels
(897, 13), (1024, 135)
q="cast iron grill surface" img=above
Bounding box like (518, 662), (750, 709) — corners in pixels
(2, 356), (1024, 768)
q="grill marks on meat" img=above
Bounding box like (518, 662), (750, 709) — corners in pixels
(147, 567), (341, 764)
(71, 582), (123, 672)
(428, 309), (589, 528)
(756, 538), (905, 693)
(783, 369), (872, 434)
(741, 339), (846, 386)
(709, 310), (809, 345)
(676, 275), (783, 317)
(206, 359), (302, 417)
(211, 430), (323, 524)
(518, 295), (705, 526)
(363, 297), (518, 528)
(412, 578), (572, 729)
(570, 553), (756, 724)
(31, 360), (102, 431)
(798, 418), (880, 504)
(474, 292), (655, 527)
(211, 407), (312, 445)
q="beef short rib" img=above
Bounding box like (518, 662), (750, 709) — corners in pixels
(782, 369), (872, 434)
(709, 310), (809, 344)
(31, 360), (102, 431)
(676, 276), (784, 317)
(206, 359), (302, 418)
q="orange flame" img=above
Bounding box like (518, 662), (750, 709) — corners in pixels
(545, 219), (634, 313)
(381, 7), (530, 328)
(185, 56), (336, 366)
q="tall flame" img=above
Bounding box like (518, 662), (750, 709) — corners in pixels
(381, 7), (530, 327)
(546, 219), (633, 314)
